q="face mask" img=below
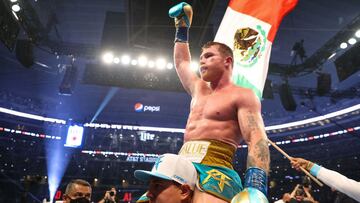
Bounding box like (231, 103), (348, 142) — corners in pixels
(69, 197), (90, 203)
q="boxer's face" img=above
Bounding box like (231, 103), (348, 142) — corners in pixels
(146, 179), (182, 203)
(199, 45), (227, 82)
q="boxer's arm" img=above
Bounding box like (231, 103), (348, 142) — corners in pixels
(237, 90), (270, 196)
(238, 91), (270, 173)
(170, 2), (199, 95)
(174, 43), (199, 95)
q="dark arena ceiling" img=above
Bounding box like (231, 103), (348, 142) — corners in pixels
(0, 0), (359, 202)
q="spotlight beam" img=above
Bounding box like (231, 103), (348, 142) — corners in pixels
(90, 87), (118, 123)
(46, 138), (72, 203)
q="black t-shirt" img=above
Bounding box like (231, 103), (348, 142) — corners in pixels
(289, 198), (313, 203)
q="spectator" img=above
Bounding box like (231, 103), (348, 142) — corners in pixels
(290, 157), (360, 202)
(289, 184), (314, 203)
(98, 186), (118, 203)
(63, 179), (92, 203)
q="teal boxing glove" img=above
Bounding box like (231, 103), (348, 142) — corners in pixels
(231, 188), (268, 203)
(168, 2), (193, 42)
(169, 2), (193, 27)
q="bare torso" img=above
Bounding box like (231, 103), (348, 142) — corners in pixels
(184, 82), (244, 147)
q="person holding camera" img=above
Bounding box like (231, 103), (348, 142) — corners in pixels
(98, 187), (118, 203)
(289, 184), (316, 203)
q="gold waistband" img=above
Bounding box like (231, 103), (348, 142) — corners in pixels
(179, 139), (236, 169)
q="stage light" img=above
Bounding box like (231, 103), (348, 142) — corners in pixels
(355, 29), (360, 38)
(166, 63), (173, 69)
(148, 60), (155, 68)
(190, 61), (198, 72)
(131, 59), (138, 66)
(93, 178), (99, 187)
(11, 11), (19, 20)
(121, 55), (130, 65)
(113, 57), (120, 64)
(102, 52), (114, 64)
(340, 42), (347, 49)
(11, 4), (20, 12)
(328, 52), (336, 60)
(156, 58), (166, 70)
(138, 55), (148, 67)
(10, 0), (18, 2)
(348, 38), (357, 45)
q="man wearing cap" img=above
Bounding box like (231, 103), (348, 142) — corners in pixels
(134, 153), (198, 203)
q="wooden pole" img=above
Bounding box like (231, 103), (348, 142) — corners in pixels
(268, 139), (324, 187)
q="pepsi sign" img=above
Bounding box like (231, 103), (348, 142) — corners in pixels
(134, 103), (144, 112)
(134, 102), (160, 112)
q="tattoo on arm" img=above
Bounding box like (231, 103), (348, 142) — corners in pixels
(246, 112), (260, 132)
(246, 138), (270, 173)
(243, 111), (270, 173)
(256, 139), (270, 171)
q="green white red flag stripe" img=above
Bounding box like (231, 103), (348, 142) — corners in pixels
(215, 0), (298, 98)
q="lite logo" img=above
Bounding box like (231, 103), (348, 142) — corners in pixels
(134, 103), (160, 112)
(139, 131), (155, 141)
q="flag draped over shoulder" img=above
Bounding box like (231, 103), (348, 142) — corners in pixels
(214, 0), (298, 99)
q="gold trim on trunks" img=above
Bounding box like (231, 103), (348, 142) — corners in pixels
(179, 139), (236, 169)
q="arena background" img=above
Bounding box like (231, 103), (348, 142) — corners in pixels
(0, 0), (359, 202)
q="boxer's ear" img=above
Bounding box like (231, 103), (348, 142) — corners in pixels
(225, 56), (233, 69)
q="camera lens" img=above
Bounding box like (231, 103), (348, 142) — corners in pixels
(109, 191), (115, 196)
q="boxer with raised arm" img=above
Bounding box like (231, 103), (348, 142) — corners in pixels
(169, 2), (270, 203)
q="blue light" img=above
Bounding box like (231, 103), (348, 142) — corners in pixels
(90, 87), (118, 123)
(46, 125), (74, 202)
(46, 140), (71, 203)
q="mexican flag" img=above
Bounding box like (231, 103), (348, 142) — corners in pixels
(215, 0), (298, 99)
